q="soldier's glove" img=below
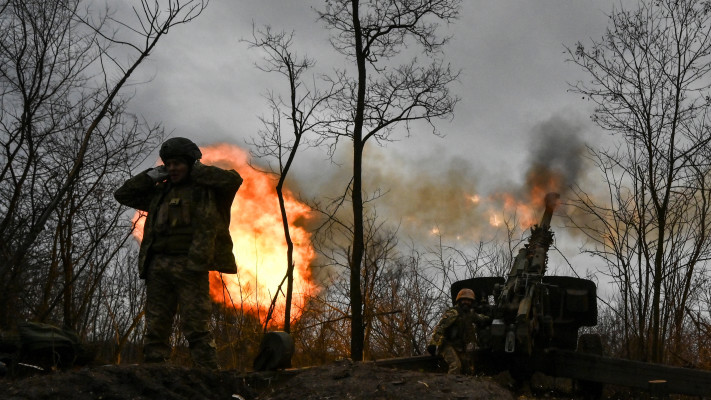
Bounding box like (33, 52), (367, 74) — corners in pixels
(466, 342), (475, 352)
(427, 344), (437, 356)
(147, 166), (169, 182)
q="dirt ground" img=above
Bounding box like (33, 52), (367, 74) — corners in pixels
(0, 359), (592, 400)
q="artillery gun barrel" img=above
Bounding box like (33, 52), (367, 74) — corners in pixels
(540, 192), (560, 229)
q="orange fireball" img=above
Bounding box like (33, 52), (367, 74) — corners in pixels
(487, 164), (564, 229)
(131, 143), (317, 327)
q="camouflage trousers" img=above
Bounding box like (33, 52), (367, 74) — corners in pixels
(144, 254), (218, 369)
(440, 344), (474, 375)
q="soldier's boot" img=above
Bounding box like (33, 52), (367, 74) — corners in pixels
(463, 359), (475, 376)
(188, 333), (218, 370)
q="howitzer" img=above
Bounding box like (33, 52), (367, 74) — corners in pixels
(451, 192), (598, 380)
(377, 191), (711, 397)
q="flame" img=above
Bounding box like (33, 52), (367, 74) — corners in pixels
(487, 166), (564, 229)
(131, 144), (317, 327)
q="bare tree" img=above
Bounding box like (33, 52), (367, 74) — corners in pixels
(566, 0), (711, 363)
(245, 25), (337, 333)
(0, 0), (206, 331)
(310, 204), (497, 360)
(316, 0), (461, 361)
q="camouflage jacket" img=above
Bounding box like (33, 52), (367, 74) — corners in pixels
(114, 161), (243, 279)
(428, 305), (489, 351)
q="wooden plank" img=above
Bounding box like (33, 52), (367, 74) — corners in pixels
(371, 355), (445, 372)
(542, 349), (711, 397)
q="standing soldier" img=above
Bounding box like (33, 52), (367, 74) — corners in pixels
(114, 137), (242, 369)
(428, 288), (490, 375)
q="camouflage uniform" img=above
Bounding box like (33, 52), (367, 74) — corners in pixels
(115, 162), (242, 279)
(144, 254), (216, 367)
(115, 158), (242, 369)
(428, 305), (489, 375)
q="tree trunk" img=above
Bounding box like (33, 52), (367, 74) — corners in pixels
(277, 185), (295, 333)
(349, 0), (366, 362)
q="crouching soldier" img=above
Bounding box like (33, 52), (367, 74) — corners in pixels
(114, 137), (242, 369)
(428, 288), (490, 375)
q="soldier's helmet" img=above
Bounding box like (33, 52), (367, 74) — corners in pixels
(159, 137), (202, 163)
(456, 288), (476, 302)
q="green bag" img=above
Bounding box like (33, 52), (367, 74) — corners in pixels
(17, 322), (82, 368)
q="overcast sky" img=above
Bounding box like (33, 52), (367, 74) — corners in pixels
(128, 1), (616, 159)
(124, 1), (630, 279)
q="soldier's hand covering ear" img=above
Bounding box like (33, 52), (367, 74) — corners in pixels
(147, 166), (169, 182)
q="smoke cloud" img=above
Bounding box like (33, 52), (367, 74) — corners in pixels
(282, 113), (592, 247)
(523, 115), (587, 199)
(366, 148), (488, 243)
(363, 114), (591, 242)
